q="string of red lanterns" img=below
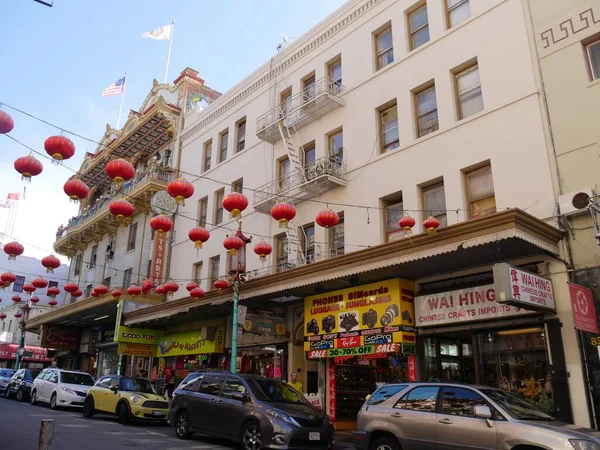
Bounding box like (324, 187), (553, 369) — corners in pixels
(110, 199), (135, 225)
(14, 155), (43, 182)
(41, 255), (61, 273)
(0, 272), (16, 288)
(188, 227), (210, 249)
(4, 242), (24, 261)
(63, 179), (90, 202)
(32, 277), (48, 289)
(105, 158), (135, 185)
(253, 241), (273, 262)
(222, 192), (248, 218)
(150, 215), (173, 237)
(271, 202), (296, 228)
(44, 136), (75, 162)
(167, 178), (194, 206)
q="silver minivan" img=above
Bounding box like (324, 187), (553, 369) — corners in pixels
(353, 382), (600, 450)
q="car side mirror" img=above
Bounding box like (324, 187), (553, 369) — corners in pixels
(231, 392), (249, 402)
(110, 386), (119, 393)
(474, 405), (492, 419)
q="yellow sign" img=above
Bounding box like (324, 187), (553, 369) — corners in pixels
(304, 279), (416, 355)
(116, 326), (163, 345)
(156, 326), (226, 357)
(118, 343), (156, 357)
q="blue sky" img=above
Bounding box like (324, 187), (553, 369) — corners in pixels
(0, 0), (347, 262)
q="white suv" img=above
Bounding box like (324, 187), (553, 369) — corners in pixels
(31, 368), (95, 409)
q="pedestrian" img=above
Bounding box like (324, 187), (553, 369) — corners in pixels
(287, 371), (303, 393)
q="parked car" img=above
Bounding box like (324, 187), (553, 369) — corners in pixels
(5, 368), (39, 401)
(31, 368), (95, 409)
(82, 375), (169, 424)
(169, 371), (334, 450)
(353, 382), (600, 450)
(0, 369), (15, 395)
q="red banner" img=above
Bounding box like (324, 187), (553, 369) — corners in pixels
(569, 283), (599, 334)
(408, 355), (416, 381)
(328, 361), (336, 422)
(41, 325), (80, 350)
(151, 232), (167, 284)
(0, 344), (52, 362)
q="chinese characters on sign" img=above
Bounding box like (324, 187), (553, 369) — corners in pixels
(493, 263), (556, 312)
(151, 232), (167, 283)
(569, 283), (599, 334)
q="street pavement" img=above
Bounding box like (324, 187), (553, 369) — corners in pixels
(0, 395), (354, 450)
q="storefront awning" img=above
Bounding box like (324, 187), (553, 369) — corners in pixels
(0, 344), (53, 363)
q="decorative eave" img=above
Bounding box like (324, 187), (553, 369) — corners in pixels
(122, 208), (563, 326)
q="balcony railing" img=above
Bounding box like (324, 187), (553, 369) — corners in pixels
(245, 248), (342, 281)
(256, 77), (345, 143)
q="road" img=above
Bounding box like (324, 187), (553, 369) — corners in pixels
(0, 396), (354, 450)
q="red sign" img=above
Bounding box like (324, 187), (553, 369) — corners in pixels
(0, 344), (53, 362)
(408, 355), (416, 381)
(308, 349), (327, 359)
(336, 336), (360, 348)
(41, 325), (80, 350)
(569, 283), (599, 334)
(328, 361), (336, 422)
(151, 233), (167, 284)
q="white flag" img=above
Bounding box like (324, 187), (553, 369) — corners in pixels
(141, 24), (172, 40)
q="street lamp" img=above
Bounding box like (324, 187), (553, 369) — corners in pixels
(14, 303), (31, 370)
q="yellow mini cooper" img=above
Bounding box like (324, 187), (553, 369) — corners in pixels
(82, 375), (169, 424)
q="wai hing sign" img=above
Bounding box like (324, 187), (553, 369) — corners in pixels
(493, 263), (556, 312)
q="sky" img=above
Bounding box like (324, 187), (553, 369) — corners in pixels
(0, 0), (347, 264)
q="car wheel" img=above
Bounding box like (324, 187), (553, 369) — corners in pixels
(30, 390), (37, 405)
(82, 397), (95, 418)
(117, 403), (130, 425)
(370, 436), (400, 450)
(49, 393), (58, 410)
(241, 421), (262, 450)
(175, 411), (192, 439)
(16, 389), (24, 402)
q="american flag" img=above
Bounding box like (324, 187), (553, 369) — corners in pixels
(102, 76), (126, 97)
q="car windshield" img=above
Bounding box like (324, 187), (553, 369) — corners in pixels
(121, 377), (156, 394)
(0, 369), (15, 378)
(23, 371), (34, 382)
(249, 379), (309, 405)
(61, 372), (95, 386)
(481, 388), (555, 421)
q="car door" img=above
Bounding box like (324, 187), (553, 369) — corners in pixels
(103, 377), (121, 414)
(92, 376), (113, 412)
(190, 374), (225, 434)
(219, 377), (250, 438)
(391, 385), (441, 450)
(34, 370), (48, 401)
(436, 387), (497, 450)
(46, 371), (59, 401)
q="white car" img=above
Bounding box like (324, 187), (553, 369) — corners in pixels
(31, 368), (95, 409)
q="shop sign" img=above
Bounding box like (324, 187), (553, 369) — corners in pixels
(41, 325), (80, 350)
(493, 263), (556, 312)
(242, 313), (285, 335)
(0, 344), (52, 362)
(305, 327), (416, 352)
(415, 284), (535, 327)
(328, 361), (336, 422)
(408, 355), (416, 381)
(238, 305), (247, 325)
(117, 343), (156, 357)
(308, 342), (405, 359)
(115, 326), (163, 345)
(101, 327), (115, 342)
(156, 326), (225, 357)
(569, 283), (599, 334)
(151, 232), (167, 284)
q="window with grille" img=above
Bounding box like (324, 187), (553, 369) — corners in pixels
(466, 165), (496, 219)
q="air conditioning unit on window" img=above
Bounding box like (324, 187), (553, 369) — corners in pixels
(557, 188), (595, 217)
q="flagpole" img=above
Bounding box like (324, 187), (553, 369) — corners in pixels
(164, 20), (174, 84)
(117, 71), (127, 130)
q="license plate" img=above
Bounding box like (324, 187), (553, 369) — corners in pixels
(309, 432), (320, 441)
(152, 410), (162, 416)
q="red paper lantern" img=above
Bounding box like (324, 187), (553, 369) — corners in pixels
(316, 209), (340, 228)
(12, 295), (21, 303)
(186, 282), (199, 292)
(4, 241), (24, 261)
(47, 286), (60, 298)
(42, 255), (61, 274)
(163, 281), (179, 296)
(91, 291), (99, 298)
(223, 235), (244, 255)
(71, 289), (83, 298)
(63, 282), (78, 293)
(44, 136), (75, 162)
(110, 199), (135, 225)
(23, 283), (36, 295)
(0, 109), (14, 134)
(150, 215), (173, 236)
(127, 285), (142, 297)
(105, 158), (135, 184)
(222, 192), (248, 218)
(111, 289), (122, 299)
(0, 313), (6, 320)
(155, 285), (166, 295)
(48, 300), (57, 307)
(271, 202), (296, 228)
(399, 215), (416, 232)
(32, 277), (48, 289)
(188, 227), (210, 249)
(254, 242), (273, 262)
(30, 296), (40, 304)
(423, 216), (441, 235)
(63, 179), (90, 202)
(167, 179), (194, 206)
(141, 279), (153, 295)
(190, 287), (205, 299)
(14, 155), (43, 181)
(214, 279), (229, 292)
(94, 285), (109, 296)
(0, 272), (16, 288)
(14, 312), (23, 318)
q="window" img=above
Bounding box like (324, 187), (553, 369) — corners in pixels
(303, 224), (315, 263)
(218, 130), (228, 163)
(193, 262), (203, 283)
(123, 268), (132, 288)
(395, 386), (439, 412)
(85, 284), (93, 298)
(223, 377), (248, 398)
(330, 212), (345, 256)
(103, 277), (111, 288)
(376, 26), (394, 69)
(422, 181), (447, 227)
(367, 385), (408, 406)
(409, 5), (430, 50)
(441, 387), (486, 417)
(276, 234), (288, 268)
(303, 143), (316, 180)
(146, 259), (152, 278)
(214, 189), (224, 224)
(304, 75), (316, 101)
(456, 64), (483, 119)
(198, 374), (224, 396)
(383, 194), (405, 242)
(281, 89), (292, 116)
(588, 40), (600, 80)
(329, 130), (343, 163)
(236, 119), (246, 153)
(12, 276), (25, 293)
(415, 85), (439, 137)
(48, 372), (58, 383)
(380, 104), (399, 152)
(279, 158), (291, 190)
(198, 196), (208, 227)
(202, 140), (212, 172)
(181, 374), (204, 392)
(90, 245), (98, 269)
(106, 235), (115, 261)
(74, 253), (83, 276)
(48, 281), (58, 289)
(329, 59), (342, 94)
(127, 222), (138, 251)
(447, 0), (470, 28)
(209, 256), (220, 286)
(232, 179), (243, 194)
(466, 165), (496, 219)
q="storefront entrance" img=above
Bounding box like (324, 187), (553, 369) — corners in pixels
(424, 334), (475, 384)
